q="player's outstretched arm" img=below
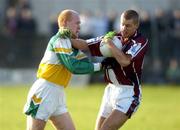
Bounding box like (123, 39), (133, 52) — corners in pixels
(71, 39), (89, 51)
(57, 53), (101, 74)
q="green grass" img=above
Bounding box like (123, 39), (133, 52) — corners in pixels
(0, 84), (180, 130)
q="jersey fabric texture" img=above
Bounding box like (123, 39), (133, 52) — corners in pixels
(37, 30), (95, 87)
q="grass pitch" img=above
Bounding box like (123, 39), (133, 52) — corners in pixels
(0, 84), (180, 130)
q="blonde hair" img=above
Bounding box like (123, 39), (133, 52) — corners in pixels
(58, 9), (78, 28)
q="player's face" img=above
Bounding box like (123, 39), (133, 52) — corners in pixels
(120, 16), (138, 38)
(66, 14), (80, 38)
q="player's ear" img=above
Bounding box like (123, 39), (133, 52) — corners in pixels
(136, 20), (140, 28)
(137, 22), (140, 28)
(134, 23), (139, 30)
(61, 20), (67, 27)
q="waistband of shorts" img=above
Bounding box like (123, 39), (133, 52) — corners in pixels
(37, 78), (64, 89)
(109, 83), (134, 88)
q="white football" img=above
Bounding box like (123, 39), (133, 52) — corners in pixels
(99, 36), (122, 57)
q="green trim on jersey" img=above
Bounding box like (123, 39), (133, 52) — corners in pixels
(37, 28), (96, 87)
(57, 52), (94, 74)
(45, 30), (94, 74)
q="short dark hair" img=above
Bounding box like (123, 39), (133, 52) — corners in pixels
(122, 10), (139, 25)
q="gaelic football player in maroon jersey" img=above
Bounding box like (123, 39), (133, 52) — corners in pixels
(72, 9), (148, 130)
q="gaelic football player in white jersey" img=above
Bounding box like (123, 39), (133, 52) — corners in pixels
(23, 9), (101, 130)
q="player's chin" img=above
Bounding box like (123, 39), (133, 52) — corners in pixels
(121, 32), (126, 36)
(122, 33), (129, 38)
(76, 32), (79, 38)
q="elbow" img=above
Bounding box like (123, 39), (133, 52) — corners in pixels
(121, 60), (131, 67)
(121, 55), (132, 67)
(118, 58), (131, 67)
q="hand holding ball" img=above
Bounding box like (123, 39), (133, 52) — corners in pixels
(100, 36), (122, 57)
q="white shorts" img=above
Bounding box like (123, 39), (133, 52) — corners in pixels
(98, 83), (142, 118)
(23, 78), (67, 121)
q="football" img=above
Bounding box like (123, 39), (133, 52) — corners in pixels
(99, 36), (122, 57)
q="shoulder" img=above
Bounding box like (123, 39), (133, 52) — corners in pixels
(134, 32), (148, 45)
(50, 36), (72, 49)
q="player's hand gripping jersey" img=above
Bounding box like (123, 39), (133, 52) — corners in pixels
(37, 28), (98, 87)
(87, 32), (148, 88)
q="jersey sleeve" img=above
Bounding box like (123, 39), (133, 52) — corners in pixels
(126, 37), (148, 61)
(54, 38), (95, 74)
(86, 37), (103, 56)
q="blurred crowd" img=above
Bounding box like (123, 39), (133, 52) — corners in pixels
(0, 0), (37, 67)
(0, 0), (180, 84)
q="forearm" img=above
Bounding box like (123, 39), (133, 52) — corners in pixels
(58, 54), (101, 74)
(70, 62), (101, 74)
(71, 39), (89, 51)
(109, 41), (131, 67)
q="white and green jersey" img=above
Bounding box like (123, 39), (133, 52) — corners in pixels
(37, 30), (97, 87)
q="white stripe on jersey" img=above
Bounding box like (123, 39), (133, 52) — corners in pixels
(40, 51), (60, 64)
(55, 39), (72, 49)
(54, 38), (73, 55)
(108, 69), (120, 85)
(86, 36), (102, 45)
(132, 62), (140, 85)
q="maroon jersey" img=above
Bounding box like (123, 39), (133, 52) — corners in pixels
(87, 32), (148, 94)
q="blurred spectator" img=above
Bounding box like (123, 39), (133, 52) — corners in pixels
(49, 14), (58, 36)
(154, 8), (170, 60)
(17, 8), (36, 34)
(3, 7), (18, 65)
(16, 8), (37, 64)
(147, 58), (165, 84)
(92, 10), (108, 37)
(107, 10), (118, 32)
(79, 10), (94, 39)
(169, 9), (180, 58)
(4, 7), (18, 37)
(6, 0), (17, 7)
(155, 9), (167, 32)
(0, 11), (2, 31)
(17, 0), (31, 10)
(166, 58), (180, 84)
(139, 10), (152, 59)
(139, 10), (152, 42)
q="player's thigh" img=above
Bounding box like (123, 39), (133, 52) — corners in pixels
(26, 116), (46, 130)
(100, 110), (128, 130)
(95, 116), (106, 130)
(49, 112), (75, 130)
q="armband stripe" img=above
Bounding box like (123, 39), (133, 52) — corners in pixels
(54, 48), (72, 54)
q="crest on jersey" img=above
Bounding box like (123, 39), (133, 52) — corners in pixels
(127, 42), (141, 57)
